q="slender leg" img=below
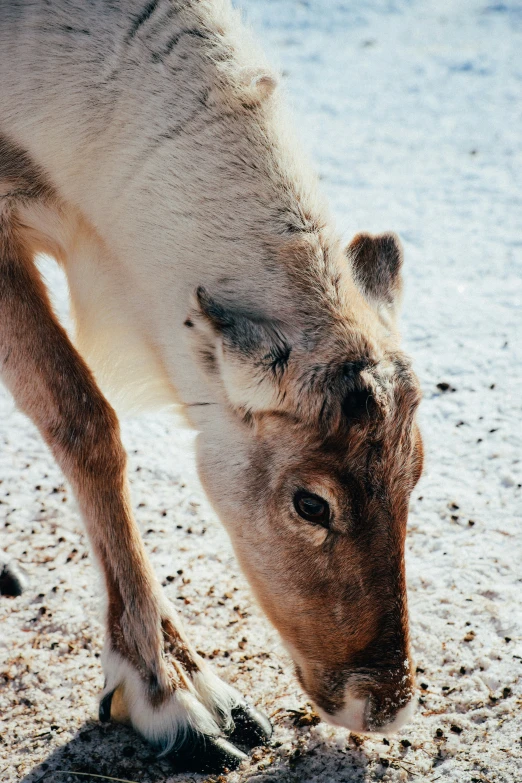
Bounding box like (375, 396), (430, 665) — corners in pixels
(0, 206), (270, 771)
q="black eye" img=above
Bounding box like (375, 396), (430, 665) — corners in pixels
(293, 490), (330, 527)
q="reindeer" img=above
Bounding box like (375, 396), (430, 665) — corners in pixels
(0, 0), (424, 773)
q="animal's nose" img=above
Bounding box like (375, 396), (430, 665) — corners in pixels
(316, 682), (416, 735)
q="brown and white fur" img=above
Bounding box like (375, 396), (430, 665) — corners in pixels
(0, 0), (424, 768)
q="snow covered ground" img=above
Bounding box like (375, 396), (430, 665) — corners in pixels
(2, 1), (521, 781)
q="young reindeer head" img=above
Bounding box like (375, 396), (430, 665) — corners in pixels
(187, 231), (423, 735)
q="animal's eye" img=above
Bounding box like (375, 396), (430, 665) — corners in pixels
(293, 490), (330, 527)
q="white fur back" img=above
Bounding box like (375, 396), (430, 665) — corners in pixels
(0, 0), (333, 411)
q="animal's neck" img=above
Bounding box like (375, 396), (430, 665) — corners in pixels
(76, 3), (330, 292)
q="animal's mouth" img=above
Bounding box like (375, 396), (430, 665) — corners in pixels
(314, 695), (368, 733)
(315, 688), (416, 735)
(292, 661), (416, 735)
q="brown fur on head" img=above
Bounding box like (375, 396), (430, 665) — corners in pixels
(189, 231), (423, 733)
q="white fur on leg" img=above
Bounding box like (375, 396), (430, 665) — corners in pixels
(101, 647), (220, 755)
(192, 665), (243, 732)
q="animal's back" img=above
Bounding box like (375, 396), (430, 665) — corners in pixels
(0, 1), (293, 221)
(0, 0), (329, 410)
(1, 1), (124, 185)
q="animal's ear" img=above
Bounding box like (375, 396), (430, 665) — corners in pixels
(346, 232), (403, 317)
(185, 287), (291, 414)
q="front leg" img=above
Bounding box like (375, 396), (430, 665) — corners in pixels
(101, 615), (272, 768)
(0, 215), (270, 773)
(99, 609), (253, 771)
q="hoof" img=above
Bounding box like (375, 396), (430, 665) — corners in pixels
(98, 686), (130, 724)
(99, 688), (114, 723)
(228, 703), (273, 748)
(167, 732), (247, 774)
(0, 561), (27, 596)
(99, 688), (247, 773)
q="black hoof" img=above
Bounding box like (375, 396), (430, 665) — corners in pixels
(167, 733), (247, 774)
(99, 689), (114, 723)
(228, 703), (273, 748)
(0, 561), (27, 596)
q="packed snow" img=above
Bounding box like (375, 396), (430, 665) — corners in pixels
(1, 1), (521, 781)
